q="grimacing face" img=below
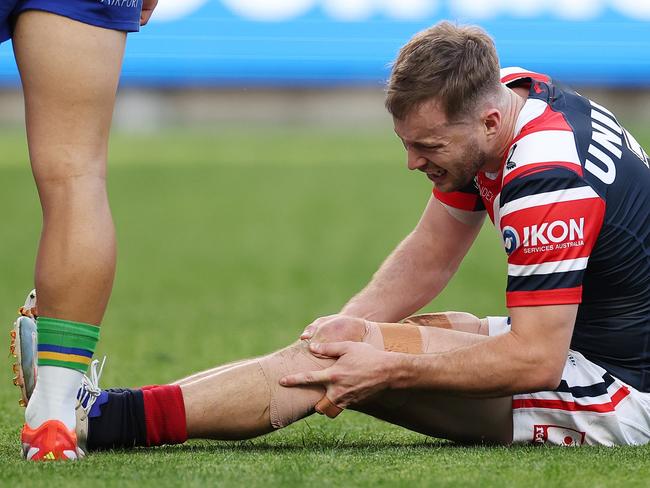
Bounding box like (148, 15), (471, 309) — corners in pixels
(393, 99), (490, 193)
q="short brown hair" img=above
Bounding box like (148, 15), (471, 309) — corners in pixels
(386, 21), (501, 122)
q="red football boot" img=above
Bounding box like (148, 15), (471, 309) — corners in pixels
(21, 419), (83, 461)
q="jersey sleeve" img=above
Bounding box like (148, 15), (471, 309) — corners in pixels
(433, 181), (486, 224)
(499, 168), (605, 307)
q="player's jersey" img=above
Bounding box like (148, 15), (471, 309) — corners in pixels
(435, 67), (650, 391)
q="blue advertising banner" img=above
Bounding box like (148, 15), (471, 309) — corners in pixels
(0, 0), (648, 86)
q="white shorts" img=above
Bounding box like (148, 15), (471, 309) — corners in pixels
(486, 317), (650, 446)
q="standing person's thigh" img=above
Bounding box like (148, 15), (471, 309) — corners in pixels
(354, 392), (513, 444)
(12, 11), (126, 183)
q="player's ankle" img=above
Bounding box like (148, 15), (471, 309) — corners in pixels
(26, 316), (101, 430)
(84, 385), (187, 450)
(25, 365), (81, 430)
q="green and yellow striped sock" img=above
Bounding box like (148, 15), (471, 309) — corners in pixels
(36, 317), (100, 373)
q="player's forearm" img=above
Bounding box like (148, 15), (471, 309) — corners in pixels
(340, 231), (455, 322)
(389, 332), (563, 397)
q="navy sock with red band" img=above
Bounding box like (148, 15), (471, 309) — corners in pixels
(86, 384), (187, 450)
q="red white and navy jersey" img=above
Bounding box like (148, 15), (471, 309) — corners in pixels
(435, 67), (650, 391)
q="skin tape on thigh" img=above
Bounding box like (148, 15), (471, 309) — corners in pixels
(404, 312), (485, 335)
(403, 313), (452, 328)
(377, 323), (423, 354)
(256, 341), (334, 429)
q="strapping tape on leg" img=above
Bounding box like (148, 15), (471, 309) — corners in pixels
(260, 325), (425, 428)
(257, 341), (335, 429)
(314, 396), (343, 418)
(403, 313), (452, 329)
(378, 323), (423, 353)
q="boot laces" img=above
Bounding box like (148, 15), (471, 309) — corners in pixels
(78, 356), (106, 416)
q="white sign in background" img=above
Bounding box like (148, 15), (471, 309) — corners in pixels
(154, 0), (650, 22)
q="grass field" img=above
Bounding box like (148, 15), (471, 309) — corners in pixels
(1, 124), (649, 487)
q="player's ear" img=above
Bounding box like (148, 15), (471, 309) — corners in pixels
(482, 108), (501, 139)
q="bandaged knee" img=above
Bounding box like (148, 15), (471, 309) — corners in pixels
(254, 323), (427, 429)
(256, 342), (335, 429)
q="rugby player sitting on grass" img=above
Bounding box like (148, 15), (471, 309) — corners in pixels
(12, 21), (650, 453)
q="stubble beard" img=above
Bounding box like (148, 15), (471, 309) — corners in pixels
(443, 139), (488, 192)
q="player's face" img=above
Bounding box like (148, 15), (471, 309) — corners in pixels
(393, 99), (489, 192)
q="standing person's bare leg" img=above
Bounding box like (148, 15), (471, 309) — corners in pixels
(13, 11), (126, 456)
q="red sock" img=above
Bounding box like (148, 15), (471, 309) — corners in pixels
(142, 384), (188, 446)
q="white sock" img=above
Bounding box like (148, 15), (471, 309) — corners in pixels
(25, 366), (83, 430)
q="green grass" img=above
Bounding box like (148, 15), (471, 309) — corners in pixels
(0, 125), (649, 487)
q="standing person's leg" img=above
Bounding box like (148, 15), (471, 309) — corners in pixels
(13, 10), (126, 458)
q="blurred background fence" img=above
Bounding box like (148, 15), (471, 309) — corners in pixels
(0, 0), (649, 128)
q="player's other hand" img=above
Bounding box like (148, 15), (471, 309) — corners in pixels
(300, 314), (341, 340)
(300, 314), (365, 343)
(140, 0), (158, 26)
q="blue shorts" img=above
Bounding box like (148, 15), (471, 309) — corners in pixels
(0, 0), (142, 43)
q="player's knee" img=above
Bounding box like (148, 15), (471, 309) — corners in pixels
(35, 169), (106, 190)
(35, 170), (108, 210)
(311, 316), (366, 344)
(258, 322), (428, 430)
(256, 341), (335, 429)
(31, 150), (107, 190)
